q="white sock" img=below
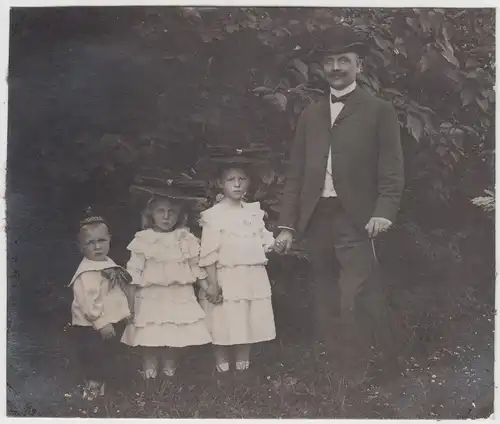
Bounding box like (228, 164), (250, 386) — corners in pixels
(235, 360), (250, 371)
(216, 362), (230, 373)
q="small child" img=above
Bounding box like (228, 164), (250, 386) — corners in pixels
(121, 193), (213, 378)
(69, 210), (131, 399)
(198, 164), (277, 373)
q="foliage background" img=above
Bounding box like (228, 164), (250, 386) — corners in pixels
(8, 7), (495, 277)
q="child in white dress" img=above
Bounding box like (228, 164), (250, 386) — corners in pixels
(199, 165), (277, 372)
(121, 194), (213, 378)
(69, 210), (131, 399)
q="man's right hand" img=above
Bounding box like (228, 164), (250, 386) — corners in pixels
(273, 230), (294, 254)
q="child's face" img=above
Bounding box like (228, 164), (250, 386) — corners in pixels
(152, 200), (181, 232)
(79, 223), (111, 261)
(220, 168), (250, 201)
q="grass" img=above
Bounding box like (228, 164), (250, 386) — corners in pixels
(8, 260), (495, 419)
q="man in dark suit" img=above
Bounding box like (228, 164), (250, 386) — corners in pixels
(274, 26), (404, 386)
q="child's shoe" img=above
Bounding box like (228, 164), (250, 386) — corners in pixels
(215, 362), (230, 373)
(83, 380), (104, 400)
(162, 359), (177, 377)
(142, 357), (159, 380)
(235, 360), (250, 371)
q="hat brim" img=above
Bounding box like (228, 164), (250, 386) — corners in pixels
(130, 185), (207, 203)
(314, 41), (368, 59)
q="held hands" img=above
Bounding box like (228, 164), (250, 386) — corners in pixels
(125, 311), (134, 324)
(273, 230), (294, 254)
(365, 217), (392, 238)
(206, 283), (223, 305)
(205, 281), (223, 305)
(99, 323), (116, 340)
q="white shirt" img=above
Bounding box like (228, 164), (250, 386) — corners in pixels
(321, 81), (357, 198)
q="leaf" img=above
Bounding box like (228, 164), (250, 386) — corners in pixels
(261, 169), (276, 184)
(306, 21), (316, 32)
(373, 34), (390, 51)
(252, 86), (274, 94)
(461, 125), (480, 138)
(418, 55), (431, 72)
(444, 68), (462, 84)
(461, 87), (476, 106)
(263, 93), (288, 112)
(418, 10), (432, 32)
(180, 7), (202, 22)
(407, 114), (423, 142)
(440, 48), (459, 67)
(476, 96), (489, 112)
(290, 58), (309, 82)
(225, 24), (239, 33)
(370, 48), (391, 66)
(384, 88), (402, 96)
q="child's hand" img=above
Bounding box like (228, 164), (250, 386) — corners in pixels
(125, 313), (134, 324)
(99, 323), (116, 340)
(264, 243), (275, 254)
(206, 282), (223, 305)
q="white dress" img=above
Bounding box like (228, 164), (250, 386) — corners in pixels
(120, 228), (211, 348)
(198, 202), (276, 346)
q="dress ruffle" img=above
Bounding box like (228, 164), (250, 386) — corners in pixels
(199, 266), (272, 301)
(198, 202), (275, 268)
(121, 284), (211, 347)
(127, 228), (207, 287)
(121, 320), (211, 348)
(128, 228), (201, 263)
(133, 285), (205, 326)
(200, 298), (276, 346)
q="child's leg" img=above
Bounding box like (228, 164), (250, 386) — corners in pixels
(142, 347), (159, 379)
(98, 321), (127, 389)
(234, 344), (251, 370)
(214, 345), (230, 372)
(74, 326), (101, 384)
(161, 347), (179, 376)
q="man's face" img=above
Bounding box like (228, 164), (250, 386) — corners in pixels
(321, 52), (362, 90)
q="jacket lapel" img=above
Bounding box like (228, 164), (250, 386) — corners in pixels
(332, 86), (364, 126)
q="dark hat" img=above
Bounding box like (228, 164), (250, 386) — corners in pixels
(197, 145), (273, 179)
(312, 25), (368, 59)
(130, 183), (207, 203)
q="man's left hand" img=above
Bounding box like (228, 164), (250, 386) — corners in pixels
(365, 217), (392, 238)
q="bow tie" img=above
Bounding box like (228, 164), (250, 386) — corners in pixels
(331, 92), (353, 104)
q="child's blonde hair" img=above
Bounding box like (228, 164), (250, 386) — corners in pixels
(141, 195), (188, 230)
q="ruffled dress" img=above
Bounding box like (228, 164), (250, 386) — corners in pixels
(120, 228), (211, 348)
(198, 202), (276, 346)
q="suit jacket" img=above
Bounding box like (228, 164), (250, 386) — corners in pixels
(279, 86), (404, 234)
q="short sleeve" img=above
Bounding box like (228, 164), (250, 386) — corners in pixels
(126, 251), (146, 286)
(252, 203), (274, 250)
(198, 210), (222, 267)
(181, 231), (208, 279)
(261, 227), (275, 251)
